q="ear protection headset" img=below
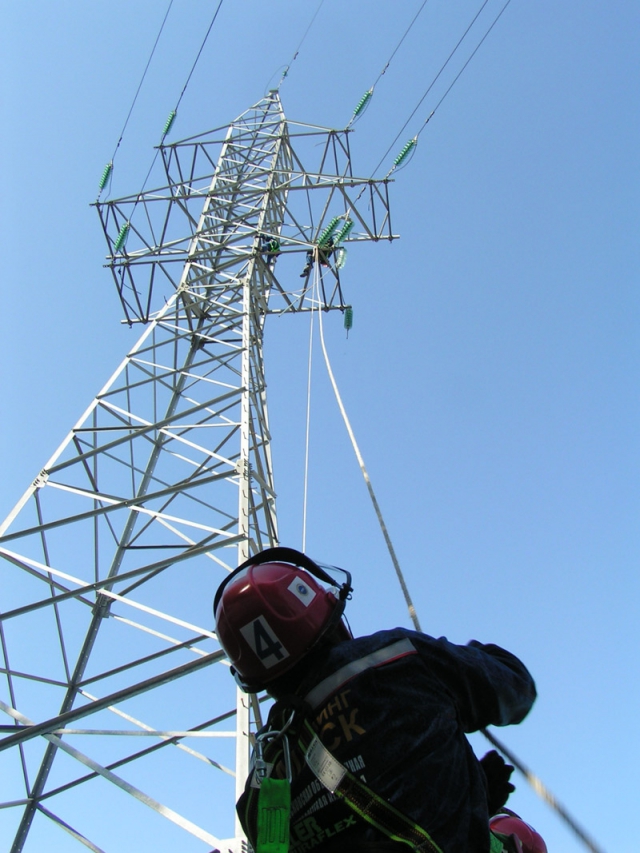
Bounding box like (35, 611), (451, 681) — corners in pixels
(213, 546), (352, 619)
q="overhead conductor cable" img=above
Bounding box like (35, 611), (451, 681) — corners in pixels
(97, 0), (176, 199)
(347, 0), (432, 127)
(349, 0), (504, 209)
(274, 0), (327, 91)
(131, 0), (226, 217)
(375, 0), (499, 178)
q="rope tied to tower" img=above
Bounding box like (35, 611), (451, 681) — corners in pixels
(303, 257), (606, 853)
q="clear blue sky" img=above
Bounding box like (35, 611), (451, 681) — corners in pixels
(1, 2), (638, 851)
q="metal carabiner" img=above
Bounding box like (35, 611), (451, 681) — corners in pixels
(253, 710), (296, 783)
(253, 735), (269, 782)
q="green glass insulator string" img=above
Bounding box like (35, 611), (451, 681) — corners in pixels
(335, 219), (354, 245)
(346, 0), (431, 128)
(317, 216), (342, 246)
(393, 137), (418, 169)
(162, 110), (177, 136)
(113, 221), (131, 252)
(98, 162), (113, 192)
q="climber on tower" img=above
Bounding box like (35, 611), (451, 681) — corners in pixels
(300, 238), (335, 277)
(214, 547), (544, 853)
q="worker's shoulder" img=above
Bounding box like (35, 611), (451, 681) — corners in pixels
(329, 626), (445, 665)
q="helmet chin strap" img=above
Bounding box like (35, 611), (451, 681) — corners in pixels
(231, 665), (261, 693)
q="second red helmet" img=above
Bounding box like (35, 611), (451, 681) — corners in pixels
(490, 814), (548, 853)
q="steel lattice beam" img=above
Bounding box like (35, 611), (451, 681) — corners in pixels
(0, 91), (395, 853)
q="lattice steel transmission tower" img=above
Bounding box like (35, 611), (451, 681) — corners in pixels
(0, 91), (394, 853)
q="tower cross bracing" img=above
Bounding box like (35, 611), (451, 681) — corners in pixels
(0, 92), (395, 853)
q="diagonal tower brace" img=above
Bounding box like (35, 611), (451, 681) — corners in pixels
(0, 92), (396, 853)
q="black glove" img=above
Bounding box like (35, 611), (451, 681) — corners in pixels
(479, 750), (515, 815)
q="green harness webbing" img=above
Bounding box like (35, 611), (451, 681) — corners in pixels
(257, 777), (291, 853)
(298, 720), (443, 853)
(490, 831), (507, 853)
(251, 701), (505, 853)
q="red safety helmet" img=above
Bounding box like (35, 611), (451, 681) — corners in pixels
(490, 814), (548, 853)
(214, 547), (352, 691)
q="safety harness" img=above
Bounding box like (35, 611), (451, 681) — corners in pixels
(246, 696), (445, 853)
(300, 718), (444, 853)
(244, 634), (517, 853)
(246, 703), (517, 853)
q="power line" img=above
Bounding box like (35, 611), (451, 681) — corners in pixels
(129, 0), (225, 218)
(378, 0), (513, 181)
(374, 0), (431, 87)
(372, 0), (494, 177)
(414, 0), (514, 140)
(274, 0), (327, 91)
(173, 0), (225, 114)
(346, 0), (432, 128)
(96, 0), (175, 200)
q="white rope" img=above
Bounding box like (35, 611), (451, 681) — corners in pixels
(301, 269), (317, 551)
(315, 285), (421, 631)
(313, 278), (604, 853)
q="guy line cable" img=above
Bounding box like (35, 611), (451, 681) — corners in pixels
(311, 260), (606, 853)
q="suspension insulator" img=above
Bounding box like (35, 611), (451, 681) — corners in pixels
(317, 216), (341, 246)
(114, 221), (131, 252)
(335, 247), (347, 270)
(353, 89), (373, 119)
(163, 110), (177, 137)
(98, 161), (113, 191)
(335, 219), (354, 245)
(393, 137), (418, 168)
(344, 306), (353, 331)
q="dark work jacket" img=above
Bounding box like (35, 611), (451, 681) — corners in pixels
(237, 628), (536, 853)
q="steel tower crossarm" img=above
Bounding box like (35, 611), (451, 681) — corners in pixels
(97, 94), (396, 324)
(0, 92), (396, 852)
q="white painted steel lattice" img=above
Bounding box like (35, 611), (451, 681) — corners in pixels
(0, 92), (395, 853)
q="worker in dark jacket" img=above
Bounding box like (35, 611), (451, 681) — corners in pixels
(214, 548), (537, 853)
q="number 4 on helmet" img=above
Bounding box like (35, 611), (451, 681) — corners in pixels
(214, 547), (352, 693)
